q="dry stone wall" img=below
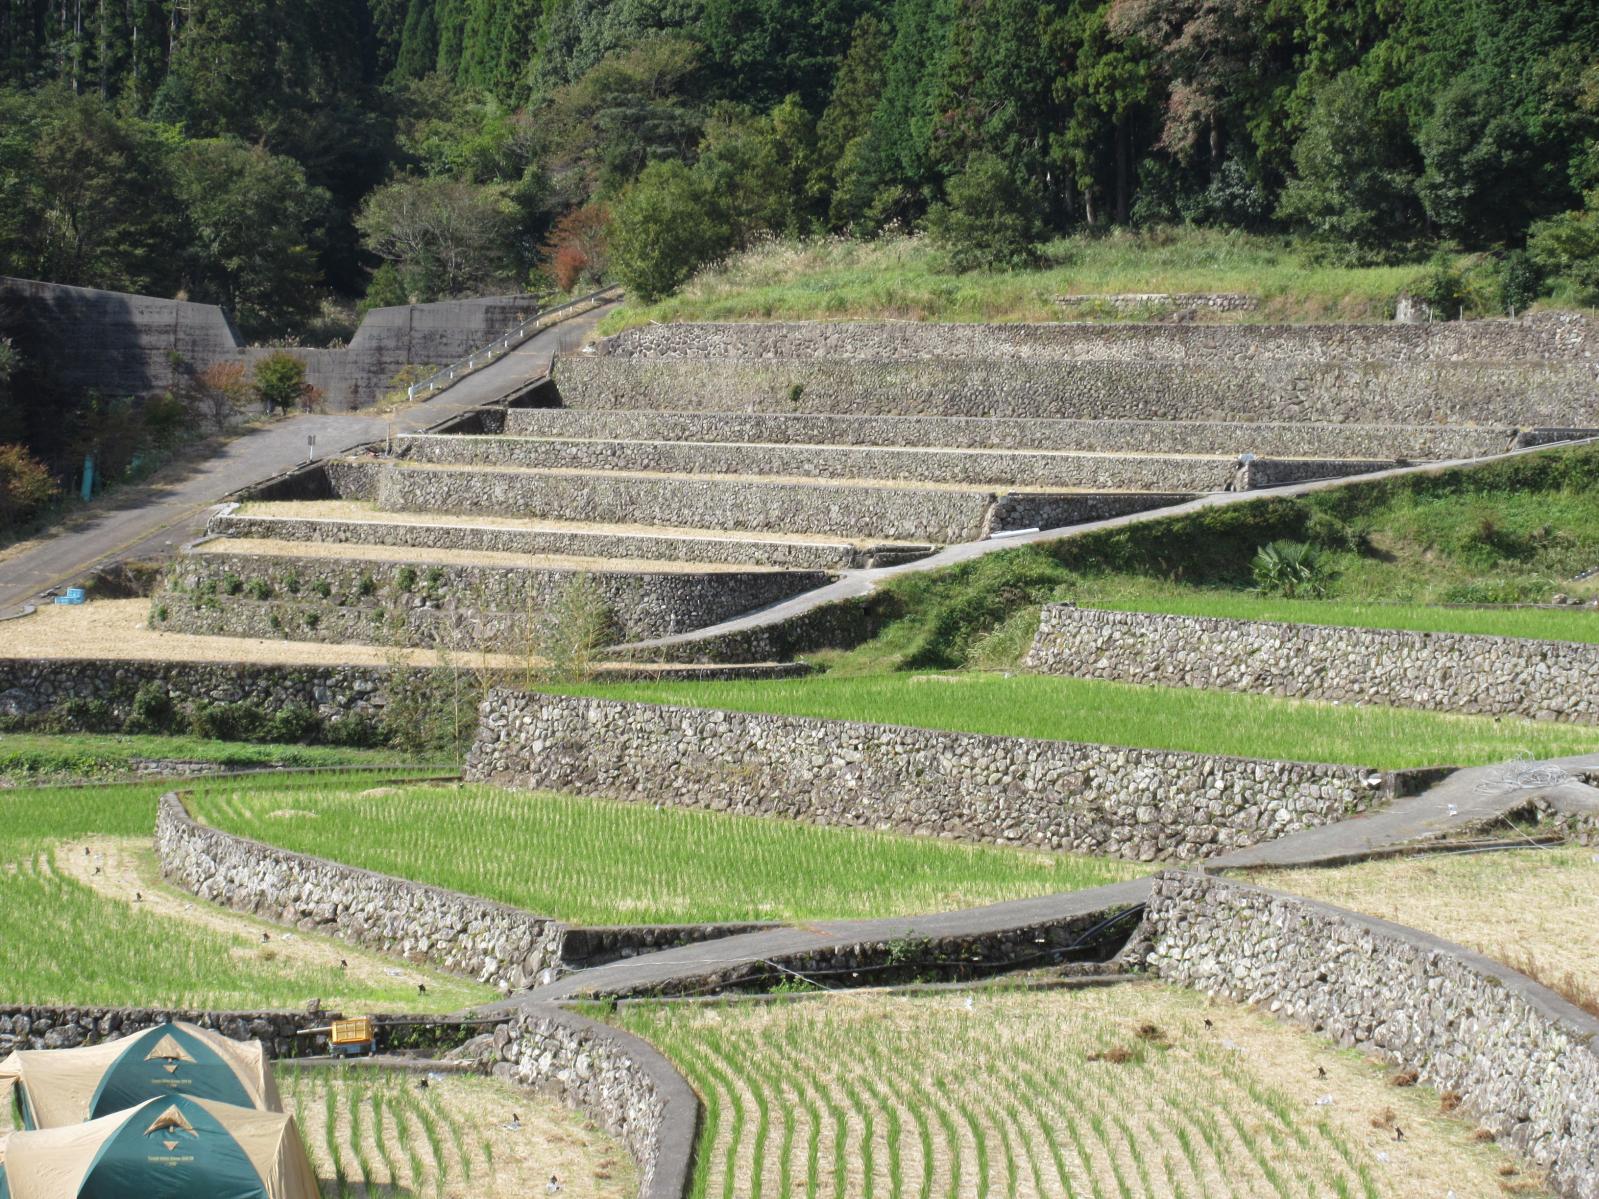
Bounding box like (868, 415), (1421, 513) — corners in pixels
(1146, 871), (1599, 1199)
(156, 794), (565, 990)
(593, 313), (1596, 363)
(1026, 605), (1599, 724)
(553, 357), (1599, 427)
(496, 1007), (699, 1199)
(0, 1007), (333, 1058)
(158, 552), (830, 644)
(465, 692), (1392, 861)
(502, 409), (1520, 462)
(399, 433), (1386, 493)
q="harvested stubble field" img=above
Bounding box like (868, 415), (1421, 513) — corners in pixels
(0, 773), (492, 1011)
(188, 778), (1137, 925)
(554, 672), (1599, 770)
(620, 985), (1546, 1199)
(1252, 846), (1599, 1011)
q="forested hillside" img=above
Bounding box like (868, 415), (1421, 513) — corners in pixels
(2, 0), (1597, 317)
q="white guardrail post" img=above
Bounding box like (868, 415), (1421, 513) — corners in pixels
(401, 286), (620, 406)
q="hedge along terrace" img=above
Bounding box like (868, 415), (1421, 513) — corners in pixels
(813, 440), (1599, 675)
(551, 673), (1599, 771)
(0, 772), (493, 1011)
(183, 778), (1139, 926)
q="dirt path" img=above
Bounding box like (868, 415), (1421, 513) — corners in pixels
(55, 837), (482, 1012)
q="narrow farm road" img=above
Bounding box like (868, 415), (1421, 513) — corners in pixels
(0, 302), (615, 618)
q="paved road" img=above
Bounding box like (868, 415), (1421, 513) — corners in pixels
(0, 303), (614, 618)
(459, 749), (1599, 1013)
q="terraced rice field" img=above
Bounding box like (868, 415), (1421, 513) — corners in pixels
(1253, 846), (1599, 1007)
(620, 985), (1547, 1199)
(189, 779), (1137, 925)
(0, 773), (491, 1011)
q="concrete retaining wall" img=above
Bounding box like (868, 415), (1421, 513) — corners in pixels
(1, 275), (541, 408)
(399, 433), (1387, 493)
(502, 409), (1520, 462)
(156, 793), (565, 990)
(157, 551), (831, 644)
(465, 692), (1393, 861)
(1147, 871), (1599, 1199)
(1026, 605), (1599, 724)
(553, 356), (1599, 427)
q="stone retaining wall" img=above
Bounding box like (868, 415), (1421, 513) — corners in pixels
(497, 1006), (699, 1199)
(1053, 292), (1260, 315)
(157, 552), (830, 644)
(375, 463), (998, 543)
(399, 433), (1387, 493)
(212, 512), (868, 571)
(591, 313), (1594, 363)
(1025, 605), (1599, 724)
(465, 692), (1392, 861)
(1146, 871), (1599, 1199)
(553, 357), (1599, 427)
(502, 409), (1519, 462)
(0, 1006), (332, 1058)
(156, 794), (566, 990)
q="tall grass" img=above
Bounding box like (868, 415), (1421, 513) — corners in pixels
(599, 230), (1430, 332)
(553, 672), (1599, 769)
(0, 733), (402, 782)
(189, 777), (1137, 925)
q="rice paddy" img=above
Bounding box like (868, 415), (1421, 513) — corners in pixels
(0, 772), (493, 1011)
(551, 672), (1599, 770)
(1251, 846), (1599, 1011)
(618, 985), (1548, 1199)
(187, 777), (1138, 926)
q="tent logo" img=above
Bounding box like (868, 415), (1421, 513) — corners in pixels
(145, 1104), (199, 1152)
(144, 1034), (198, 1076)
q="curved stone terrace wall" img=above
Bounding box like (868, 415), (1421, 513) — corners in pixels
(1026, 605), (1599, 725)
(1146, 870), (1599, 1199)
(497, 1006), (699, 1199)
(465, 691), (1395, 861)
(552, 356), (1599, 429)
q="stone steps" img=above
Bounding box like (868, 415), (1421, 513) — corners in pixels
(366, 460), (1191, 544)
(397, 433), (1391, 493)
(212, 506), (929, 571)
(500, 408), (1521, 462)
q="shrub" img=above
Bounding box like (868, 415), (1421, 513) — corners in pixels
(41, 698), (117, 733)
(1252, 540), (1332, 598)
(356, 573), (377, 598)
(395, 566), (417, 593)
(311, 579), (332, 598)
(542, 203), (611, 291)
(245, 578), (273, 600)
(1495, 250), (1543, 314)
(252, 352), (317, 415)
(323, 714), (383, 748)
(124, 682), (177, 735)
(187, 701), (269, 742)
(1528, 199), (1599, 306)
(266, 704), (321, 744)
(925, 154), (1041, 272)
(1402, 255), (1473, 319)
(535, 573), (615, 683)
(221, 573), (243, 596)
(0, 443), (61, 529)
(610, 160), (733, 302)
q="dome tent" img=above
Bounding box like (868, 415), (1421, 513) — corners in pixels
(0, 1093), (318, 1199)
(0, 1023), (281, 1131)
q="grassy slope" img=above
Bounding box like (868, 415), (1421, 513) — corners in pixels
(807, 443), (1599, 678)
(0, 733), (405, 781)
(187, 778), (1137, 925)
(554, 672), (1599, 769)
(600, 229), (1447, 332)
(0, 771), (491, 1010)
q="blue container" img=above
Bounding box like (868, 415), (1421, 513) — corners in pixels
(54, 588), (87, 606)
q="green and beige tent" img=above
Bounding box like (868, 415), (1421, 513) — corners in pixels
(0, 1024), (281, 1130)
(0, 1093), (318, 1199)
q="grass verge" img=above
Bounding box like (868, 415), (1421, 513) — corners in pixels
(551, 672), (1599, 770)
(185, 777), (1137, 926)
(0, 733), (405, 782)
(598, 229), (1433, 332)
(617, 985), (1541, 1199)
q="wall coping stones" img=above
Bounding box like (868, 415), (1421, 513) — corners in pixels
(1026, 604), (1599, 724)
(1146, 870), (1599, 1199)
